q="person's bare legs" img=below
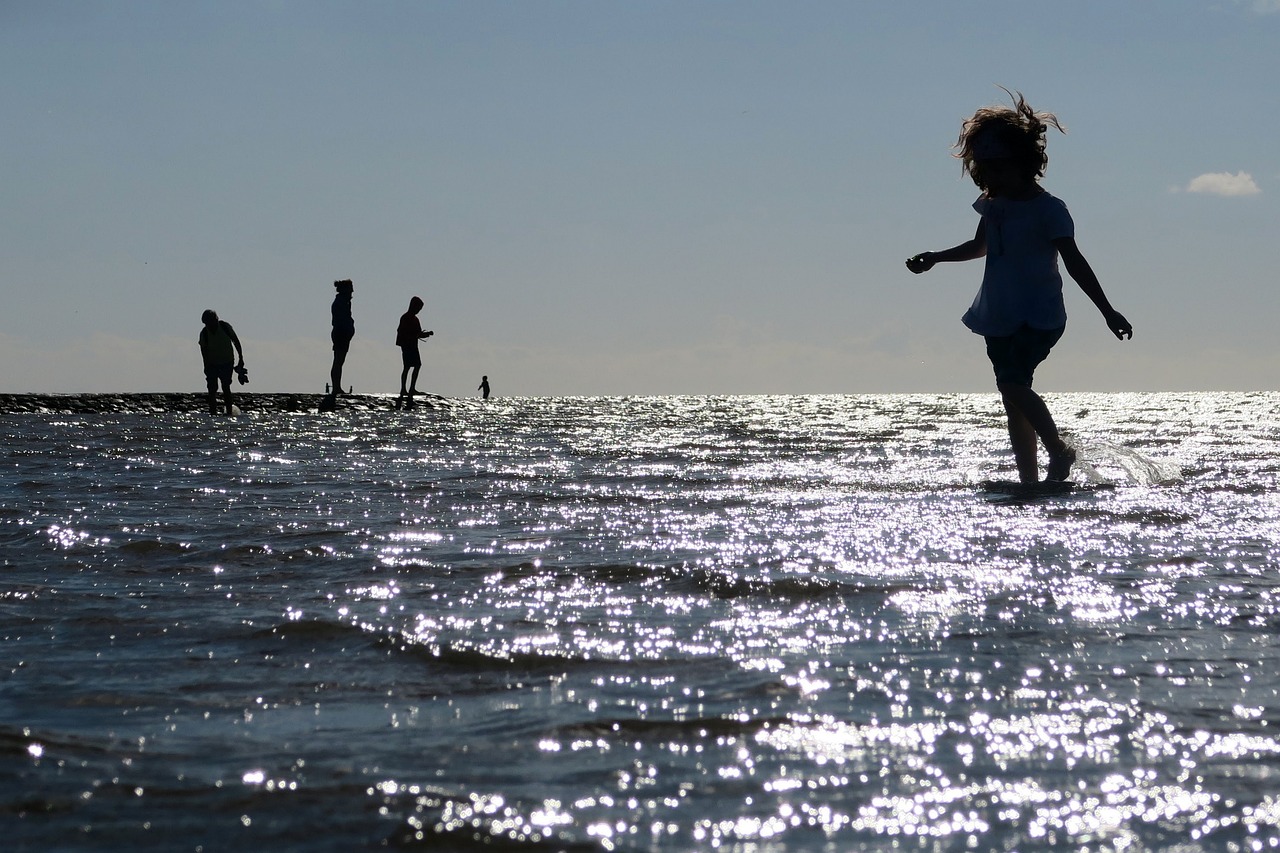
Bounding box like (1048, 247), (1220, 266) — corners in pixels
(398, 365), (422, 408)
(998, 383), (1072, 482)
(331, 351), (346, 397)
(1001, 396), (1039, 483)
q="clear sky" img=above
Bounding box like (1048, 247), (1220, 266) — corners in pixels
(3, 0), (1277, 396)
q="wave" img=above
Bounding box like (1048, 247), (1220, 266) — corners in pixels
(115, 539), (195, 557)
(449, 559), (880, 604)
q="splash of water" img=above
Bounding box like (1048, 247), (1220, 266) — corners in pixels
(1067, 438), (1182, 486)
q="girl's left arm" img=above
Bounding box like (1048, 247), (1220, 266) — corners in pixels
(1054, 237), (1133, 340)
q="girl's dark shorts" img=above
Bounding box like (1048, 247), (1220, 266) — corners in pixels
(984, 325), (1064, 387)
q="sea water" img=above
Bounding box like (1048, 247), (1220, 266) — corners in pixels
(3, 392), (1279, 852)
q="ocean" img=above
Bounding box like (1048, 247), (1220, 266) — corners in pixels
(3, 392), (1279, 852)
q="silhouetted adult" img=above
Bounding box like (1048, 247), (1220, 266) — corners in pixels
(198, 309), (245, 415)
(329, 279), (354, 401)
(395, 296), (433, 409)
(478, 375), (490, 400)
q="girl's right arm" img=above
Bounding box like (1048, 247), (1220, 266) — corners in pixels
(906, 221), (986, 273)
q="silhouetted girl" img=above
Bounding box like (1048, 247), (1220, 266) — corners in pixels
(907, 90), (1132, 483)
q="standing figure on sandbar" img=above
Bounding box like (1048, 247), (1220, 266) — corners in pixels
(198, 309), (246, 415)
(322, 275), (353, 409)
(395, 296), (433, 409)
(478, 375), (490, 400)
(327, 279), (355, 407)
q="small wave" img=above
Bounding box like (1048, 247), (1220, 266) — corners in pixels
(679, 568), (843, 601)
(480, 560), (850, 602)
(252, 615), (633, 674)
(378, 638), (594, 673)
(550, 713), (789, 741)
(116, 539), (194, 556)
(1045, 507), (1197, 526)
(251, 617), (361, 643)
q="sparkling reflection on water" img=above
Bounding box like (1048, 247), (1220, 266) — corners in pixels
(3, 392), (1280, 851)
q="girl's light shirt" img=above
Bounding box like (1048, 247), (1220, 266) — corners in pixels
(962, 191), (1074, 337)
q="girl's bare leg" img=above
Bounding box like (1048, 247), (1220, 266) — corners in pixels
(999, 383), (1071, 482)
(1001, 393), (1040, 483)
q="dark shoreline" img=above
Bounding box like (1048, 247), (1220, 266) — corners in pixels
(0, 393), (450, 414)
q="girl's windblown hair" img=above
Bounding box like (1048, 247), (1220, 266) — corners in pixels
(956, 88), (1065, 191)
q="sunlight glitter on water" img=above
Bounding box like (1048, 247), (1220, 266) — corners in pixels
(8, 393), (1280, 850)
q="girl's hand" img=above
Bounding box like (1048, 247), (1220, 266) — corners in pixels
(1106, 310), (1133, 340)
(906, 253), (935, 274)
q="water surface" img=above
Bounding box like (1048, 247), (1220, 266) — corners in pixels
(3, 393), (1280, 851)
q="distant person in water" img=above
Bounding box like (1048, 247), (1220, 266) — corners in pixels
(328, 279), (354, 402)
(198, 309), (246, 415)
(478, 375), (490, 400)
(395, 296), (433, 408)
(906, 89), (1132, 484)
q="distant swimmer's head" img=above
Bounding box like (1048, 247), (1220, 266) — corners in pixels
(201, 309), (218, 326)
(409, 296), (424, 312)
(334, 279), (354, 293)
(956, 88), (1064, 193)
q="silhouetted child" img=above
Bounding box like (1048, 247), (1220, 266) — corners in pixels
(906, 90), (1132, 484)
(329, 279), (354, 403)
(478, 375), (490, 400)
(395, 296), (433, 409)
(198, 309), (246, 415)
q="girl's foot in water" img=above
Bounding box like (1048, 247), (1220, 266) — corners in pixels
(1046, 446), (1076, 482)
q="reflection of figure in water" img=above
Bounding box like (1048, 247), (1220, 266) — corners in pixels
(906, 89), (1131, 484)
(478, 375), (490, 400)
(198, 309), (246, 415)
(395, 296), (433, 409)
(328, 279), (354, 402)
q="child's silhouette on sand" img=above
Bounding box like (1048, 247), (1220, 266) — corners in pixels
(907, 89), (1132, 484)
(395, 296), (433, 409)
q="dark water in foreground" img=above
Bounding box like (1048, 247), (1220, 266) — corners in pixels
(3, 392), (1279, 851)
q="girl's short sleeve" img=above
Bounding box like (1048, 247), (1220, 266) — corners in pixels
(1043, 195), (1074, 240)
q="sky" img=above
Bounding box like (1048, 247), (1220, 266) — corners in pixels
(3, 0), (1278, 396)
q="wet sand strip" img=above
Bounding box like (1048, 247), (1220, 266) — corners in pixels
(0, 393), (448, 414)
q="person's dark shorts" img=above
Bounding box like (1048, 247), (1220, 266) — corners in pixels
(332, 330), (353, 355)
(984, 324), (1064, 387)
(204, 362), (234, 391)
(400, 344), (421, 369)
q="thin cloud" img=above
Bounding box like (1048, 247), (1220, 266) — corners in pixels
(1231, 0), (1280, 12)
(1185, 171), (1261, 197)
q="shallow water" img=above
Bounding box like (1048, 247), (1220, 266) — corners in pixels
(3, 392), (1280, 851)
